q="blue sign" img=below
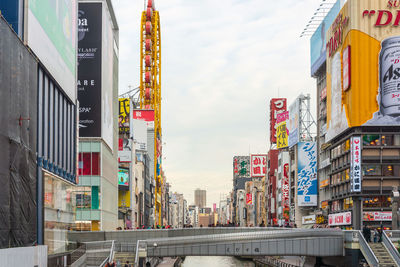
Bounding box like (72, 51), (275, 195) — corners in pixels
(297, 142), (317, 206)
(310, 0), (343, 76)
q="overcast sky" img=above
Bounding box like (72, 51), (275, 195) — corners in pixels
(113, 0), (324, 207)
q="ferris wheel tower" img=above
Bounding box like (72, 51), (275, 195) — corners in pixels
(140, 0), (163, 225)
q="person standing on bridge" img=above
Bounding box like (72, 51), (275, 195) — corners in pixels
(363, 225), (371, 242)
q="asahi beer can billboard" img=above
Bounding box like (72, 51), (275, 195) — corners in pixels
(325, 0), (400, 142)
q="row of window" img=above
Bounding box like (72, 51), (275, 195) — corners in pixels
(363, 134), (400, 146)
(331, 198), (353, 212)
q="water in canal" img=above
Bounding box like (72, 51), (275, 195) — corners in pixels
(182, 256), (255, 267)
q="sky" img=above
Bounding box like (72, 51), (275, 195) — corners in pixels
(113, 0), (326, 207)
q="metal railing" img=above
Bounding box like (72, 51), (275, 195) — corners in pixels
(383, 231), (400, 267)
(357, 230), (379, 267)
(99, 240), (115, 267)
(254, 256), (300, 267)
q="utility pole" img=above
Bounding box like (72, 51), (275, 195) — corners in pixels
(392, 186), (399, 230)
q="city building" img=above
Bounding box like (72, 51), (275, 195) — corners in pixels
(194, 188), (206, 209)
(245, 180), (263, 227)
(0, 1), (78, 254)
(75, 0), (119, 231)
(169, 192), (187, 228)
(188, 205), (199, 227)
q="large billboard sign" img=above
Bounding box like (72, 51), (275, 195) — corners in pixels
(132, 110), (155, 129)
(233, 156), (250, 178)
(132, 119), (147, 151)
(118, 168), (129, 188)
(288, 98), (300, 147)
(270, 98), (287, 144)
(329, 212), (352, 226)
(310, 0), (345, 76)
(118, 138), (132, 163)
(78, 3), (102, 137)
(297, 142), (317, 206)
(326, 0), (400, 142)
(27, 0), (77, 101)
(119, 98), (130, 134)
(251, 154), (267, 178)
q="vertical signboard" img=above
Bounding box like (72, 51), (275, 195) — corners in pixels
(288, 98), (300, 147)
(132, 119), (147, 151)
(350, 136), (361, 192)
(251, 155), (267, 178)
(118, 168), (130, 190)
(27, 0), (77, 101)
(297, 142), (317, 206)
(282, 163), (290, 221)
(246, 193), (252, 205)
(270, 98), (287, 144)
(119, 98), (130, 134)
(233, 156), (250, 178)
(276, 121), (288, 148)
(118, 138), (132, 163)
(78, 3), (102, 137)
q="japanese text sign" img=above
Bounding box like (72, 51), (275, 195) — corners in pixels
(350, 136), (362, 192)
(270, 98), (287, 144)
(251, 155), (267, 178)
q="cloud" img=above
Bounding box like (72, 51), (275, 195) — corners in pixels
(113, 0), (321, 206)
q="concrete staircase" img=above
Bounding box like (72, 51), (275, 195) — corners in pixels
(114, 252), (135, 266)
(369, 243), (397, 267)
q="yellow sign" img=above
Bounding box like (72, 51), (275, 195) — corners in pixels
(326, 0), (400, 142)
(320, 179), (329, 188)
(118, 190), (131, 208)
(119, 98), (130, 134)
(276, 121), (288, 148)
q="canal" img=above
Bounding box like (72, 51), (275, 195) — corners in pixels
(182, 256), (255, 267)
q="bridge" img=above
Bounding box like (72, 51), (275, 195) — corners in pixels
(67, 228), (400, 267)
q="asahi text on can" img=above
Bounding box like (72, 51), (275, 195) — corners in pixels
(380, 36), (400, 116)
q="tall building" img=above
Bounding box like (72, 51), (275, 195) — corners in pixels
(75, 0), (119, 231)
(194, 188), (207, 209)
(0, 1), (78, 254)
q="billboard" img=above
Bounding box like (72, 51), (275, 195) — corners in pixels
(118, 168), (129, 188)
(119, 98), (130, 134)
(27, 0), (77, 101)
(282, 163), (290, 221)
(251, 154), (267, 178)
(297, 142), (317, 206)
(350, 136), (362, 192)
(118, 138), (132, 163)
(288, 98), (300, 147)
(328, 212), (352, 226)
(326, 0), (400, 142)
(363, 212), (392, 222)
(132, 110), (155, 129)
(270, 98), (287, 144)
(310, 0), (345, 76)
(132, 119), (147, 151)
(78, 3), (102, 137)
(233, 156), (250, 178)
(276, 121), (288, 149)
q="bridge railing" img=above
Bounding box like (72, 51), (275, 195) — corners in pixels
(357, 230), (379, 267)
(383, 230), (400, 266)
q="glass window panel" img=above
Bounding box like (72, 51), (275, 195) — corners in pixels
(363, 135), (380, 146)
(362, 165), (381, 176)
(383, 165), (394, 176)
(382, 135), (394, 146)
(92, 152), (100, 175)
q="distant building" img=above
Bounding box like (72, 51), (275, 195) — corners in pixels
(194, 188), (206, 208)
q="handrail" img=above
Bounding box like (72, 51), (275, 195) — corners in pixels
(383, 231), (400, 267)
(134, 240), (141, 267)
(358, 231), (379, 267)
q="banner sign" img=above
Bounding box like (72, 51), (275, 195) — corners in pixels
(276, 121), (288, 148)
(302, 214), (316, 225)
(276, 111), (289, 124)
(288, 98), (300, 147)
(297, 142), (317, 206)
(118, 138), (132, 163)
(119, 98), (130, 134)
(251, 154), (267, 178)
(78, 3), (102, 137)
(132, 110), (154, 129)
(270, 98), (287, 144)
(233, 156), (250, 178)
(363, 212), (392, 221)
(329, 212), (352, 226)
(246, 193), (252, 205)
(350, 136), (362, 192)
(282, 163), (290, 220)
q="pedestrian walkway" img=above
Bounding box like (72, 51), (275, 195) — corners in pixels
(369, 243), (397, 267)
(157, 257), (180, 267)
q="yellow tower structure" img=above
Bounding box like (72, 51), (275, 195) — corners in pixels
(140, 0), (162, 225)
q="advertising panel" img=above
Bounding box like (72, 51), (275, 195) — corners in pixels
(250, 154), (267, 178)
(326, 0), (400, 142)
(233, 156), (250, 178)
(119, 98), (130, 134)
(276, 121), (288, 148)
(320, 179), (329, 188)
(270, 98), (287, 144)
(246, 193), (252, 205)
(350, 136), (362, 192)
(282, 163), (290, 221)
(328, 212), (352, 226)
(310, 0), (344, 76)
(118, 138), (132, 163)
(118, 168), (129, 188)
(363, 212), (392, 221)
(297, 142), (317, 206)
(132, 119), (147, 151)
(132, 110), (155, 129)
(27, 0), (77, 101)
(77, 3), (102, 137)
(288, 98), (300, 147)
(302, 214), (316, 225)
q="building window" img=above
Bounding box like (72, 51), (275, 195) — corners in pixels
(363, 135), (380, 146)
(364, 196), (391, 208)
(75, 187), (92, 209)
(343, 198), (353, 210)
(78, 152), (100, 176)
(382, 135), (394, 146)
(382, 165), (394, 176)
(362, 165), (381, 176)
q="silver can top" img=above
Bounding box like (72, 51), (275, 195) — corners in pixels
(382, 36), (400, 49)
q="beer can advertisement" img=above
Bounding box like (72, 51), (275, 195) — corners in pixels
(297, 142), (317, 206)
(326, 0), (400, 142)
